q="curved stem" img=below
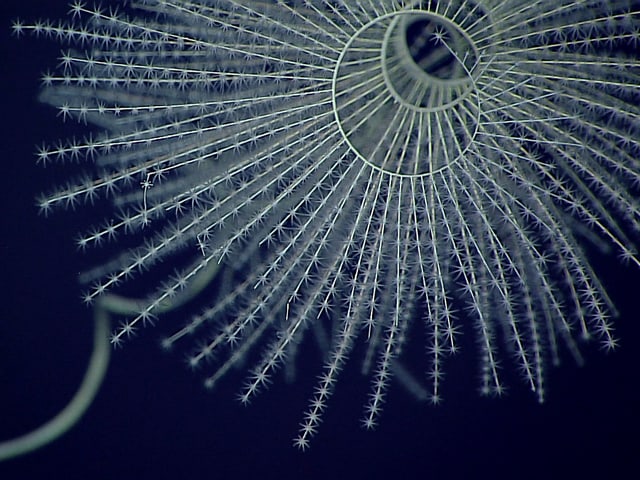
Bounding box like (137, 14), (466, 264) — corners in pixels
(0, 258), (222, 461)
(0, 305), (110, 461)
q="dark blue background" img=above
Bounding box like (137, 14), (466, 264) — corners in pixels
(1, 1), (638, 479)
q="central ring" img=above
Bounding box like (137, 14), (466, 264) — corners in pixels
(332, 10), (481, 177)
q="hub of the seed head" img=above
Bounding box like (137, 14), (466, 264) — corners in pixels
(332, 10), (480, 177)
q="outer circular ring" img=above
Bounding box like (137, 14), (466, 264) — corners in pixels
(331, 9), (482, 178)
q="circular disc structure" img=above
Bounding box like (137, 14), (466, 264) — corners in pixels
(333, 9), (482, 176)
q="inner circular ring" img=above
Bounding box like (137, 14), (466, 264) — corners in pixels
(381, 11), (479, 112)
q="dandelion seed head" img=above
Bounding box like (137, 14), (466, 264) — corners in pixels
(17, 0), (640, 448)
